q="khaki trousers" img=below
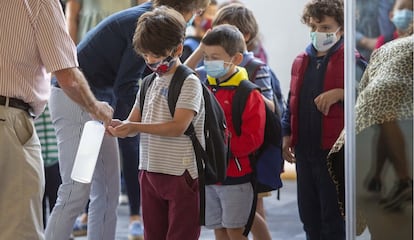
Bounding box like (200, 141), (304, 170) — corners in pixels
(0, 106), (44, 240)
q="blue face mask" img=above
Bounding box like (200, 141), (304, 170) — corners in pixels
(204, 60), (231, 79)
(187, 14), (196, 28)
(392, 9), (414, 31)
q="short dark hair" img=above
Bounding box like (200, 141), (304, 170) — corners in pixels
(153, 0), (210, 15)
(201, 24), (246, 56)
(301, 0), (344, 28)
(133, 6), (186, 57)
(213, 3), (258, 46)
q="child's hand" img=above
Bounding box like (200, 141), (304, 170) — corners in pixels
(201, 28), (211, 40)
(110, 119), (123, 128)
(282, 136), (296, 163)
(314, 88), (344, 116)
(106, 119), (122, 136)
(107, 120), (137, 138)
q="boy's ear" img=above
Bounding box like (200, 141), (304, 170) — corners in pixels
(175, 43), (184, 57)
(338, 26), (344, 36)
(232, 52), (244, 65)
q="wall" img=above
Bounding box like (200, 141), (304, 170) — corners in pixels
(217, 0), (310, 97)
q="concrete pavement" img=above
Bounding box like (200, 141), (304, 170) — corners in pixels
(75, 179), (305, 240)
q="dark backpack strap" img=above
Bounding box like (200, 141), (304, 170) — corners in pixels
(244, 58), (265, 83)
(231, 80), (261, 236)
(166, 64), (209, 225)
(139, 73), (157, 116)
(243, 153), (259, 237)
(232, 80), (260, 136)
(167, 64), (195, 117)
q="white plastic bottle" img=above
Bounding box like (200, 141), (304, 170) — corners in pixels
(71, 120), (105, 183)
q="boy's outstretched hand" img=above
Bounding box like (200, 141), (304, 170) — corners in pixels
(107, 119), (138, 138)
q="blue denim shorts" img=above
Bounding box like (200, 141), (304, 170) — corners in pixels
(204, 183), (253, 229)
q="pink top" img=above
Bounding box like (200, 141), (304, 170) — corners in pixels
(0, 0), (78, 116)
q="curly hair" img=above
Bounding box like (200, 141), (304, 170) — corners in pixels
(301, 0), (344, 28)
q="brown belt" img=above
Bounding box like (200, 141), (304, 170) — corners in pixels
(0, 95), (31, 114)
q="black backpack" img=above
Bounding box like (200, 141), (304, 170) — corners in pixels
(232, 67), (284, 236)
(139, 64), (230, 225)
(232, 80), (283, 187)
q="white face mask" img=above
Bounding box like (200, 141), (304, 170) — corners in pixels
(310, 28), (341, 52)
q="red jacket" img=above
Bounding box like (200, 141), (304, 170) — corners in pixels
(289, 45), (344, 150)
(207, 67), (266, 179)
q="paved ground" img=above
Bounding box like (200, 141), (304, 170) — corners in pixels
(75, 179), (305, 240)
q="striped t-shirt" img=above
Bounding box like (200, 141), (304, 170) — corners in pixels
(135, 71), (205, 179)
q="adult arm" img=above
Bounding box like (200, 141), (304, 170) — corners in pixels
(54, 67), (114, 126)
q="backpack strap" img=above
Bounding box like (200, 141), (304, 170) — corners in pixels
(139, 73), (157, 116)
(140, 64), (196, 118)
(231, 80), (261, 236)
(244, 58), (265, 83)
(165, 64), (211, 226)
(232, 80), (260, 136)
(167, 64), (195, 118)
(244, 58), (284, 115)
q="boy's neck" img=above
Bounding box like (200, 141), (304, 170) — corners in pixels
(316, 50), (328, 57)
(217, 67), (237, 83)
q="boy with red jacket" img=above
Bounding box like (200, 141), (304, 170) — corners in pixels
(198, 24), (266, 239)
(281, 1), (364, 239)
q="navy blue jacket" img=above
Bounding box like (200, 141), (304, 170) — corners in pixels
(77, 2), (152, 108)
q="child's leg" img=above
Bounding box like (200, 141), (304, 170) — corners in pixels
(214, 228), (230, 240)
(167, 171), (200, 240)
(252, 194), (271, 240)
(140, 170), (200, 240)
(220, 183), (254, 239)
(139, 171), (169, 239)
(226, 227), (249, 240)
(251, 212), (271, 240)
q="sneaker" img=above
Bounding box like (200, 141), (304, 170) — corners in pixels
(128, 221), (144, 240)
(119, 194), (129, 206)
(366, 177), (382, 193)
(380, 179), (413, 210)
(72, 216), (88, 237)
